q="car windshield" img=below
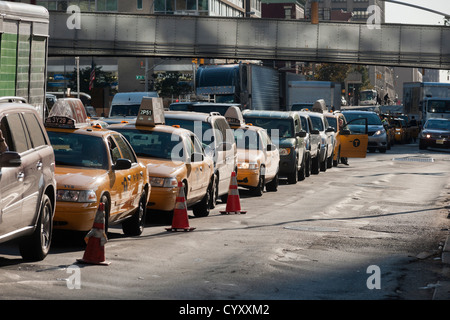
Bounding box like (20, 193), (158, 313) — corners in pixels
(326, 117), (337, 130)
(234, 129), (262, 150)
(165, 118), (214, 148)
(427, 100), (450, 114)
(310, 116), (324, 131)
(424, 119), (450, 131)
(110, 104), (140, 117)
(114, 128), (183, 160)
(47, 131), (108, 169)
(243, 117), (294, 138)
(342, 112), (382, 125)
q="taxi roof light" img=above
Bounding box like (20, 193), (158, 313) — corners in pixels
(135, 97), (165, 127)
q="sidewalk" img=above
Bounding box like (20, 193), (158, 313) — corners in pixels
(432, 214), (450, 300)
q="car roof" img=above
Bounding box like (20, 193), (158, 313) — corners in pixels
(109, 122), (195, 136)
(341, 110), (377, 114)
(46, 124), (117, 138)
(242, 110), (297, 119)
(164, 110), (223, 122)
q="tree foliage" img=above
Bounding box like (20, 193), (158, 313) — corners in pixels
(68, 65), (117, 93)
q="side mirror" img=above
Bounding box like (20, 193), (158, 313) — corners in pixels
(340, 129), (351, 135)
(326, 127), (335, 133)
(310, 129), (320, 135)
(113, 158), (132, 170)
(297, 130), (307, 138)
(0, 151), (21, 167)
(191, 152), (204, 162)
(266, 143), (276, 151)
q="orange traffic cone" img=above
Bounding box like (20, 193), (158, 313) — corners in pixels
(77, 202), (110, 265)
(220, 171), (247, 214)
(166, 181), (195, 232)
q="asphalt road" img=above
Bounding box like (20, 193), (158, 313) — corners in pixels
(1, 142), (449, 306)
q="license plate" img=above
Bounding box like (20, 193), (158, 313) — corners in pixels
(436, 139), (444, 144)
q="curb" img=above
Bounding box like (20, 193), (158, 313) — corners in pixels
(432, 234), (450, 300)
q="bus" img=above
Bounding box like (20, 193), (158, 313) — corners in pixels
(0, 1), (49, 118)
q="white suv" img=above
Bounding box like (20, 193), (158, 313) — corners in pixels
(0, 101), (56, 261)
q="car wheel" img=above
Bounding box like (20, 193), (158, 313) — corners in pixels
(379, 147), (387, 153)
(19, 194), (53, 261)
(266, 171), (279, 192)
(209, 174), (218, 209)
(327, 151), (333, 168)
(193, 178), (212, 217)
(287, 159), (298, 184)
(250, 168), (265, 196)
(305, 153), (311, 177)
(122, 192), (147, 236)
(101, 195), (110, 234)
(311, 151), (320, 174)
(298, 157), (306, 181)
(333, 147), (340, 167)
(320, 149), (327, 172)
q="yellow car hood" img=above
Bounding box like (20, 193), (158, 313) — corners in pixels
(55, 167), (108, 190)
(139, 157), (185, 177)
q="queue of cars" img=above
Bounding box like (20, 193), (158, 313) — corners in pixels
(7, 93), (435, 263)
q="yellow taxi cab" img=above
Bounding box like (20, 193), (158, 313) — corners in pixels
(329, 111), (369, 163)
(392, 117), (409, 144)
(44, 98), (150, 236)
(225, 107), (280, 196)
(109, 97), (215, 217)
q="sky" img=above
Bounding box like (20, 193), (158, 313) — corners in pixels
(384, 0), (450, 25)
(384, 0), (450, 81)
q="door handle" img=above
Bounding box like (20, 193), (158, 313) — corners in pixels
(36, 161), (43, 170)
(17, 172), (24, 181)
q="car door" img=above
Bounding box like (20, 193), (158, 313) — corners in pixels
(4, 113), (41, 227)
(184, 133), (202, 200)
(107, 134), (139, 219)
(0, 116), (24, 234)
(339, 118), (369, 158)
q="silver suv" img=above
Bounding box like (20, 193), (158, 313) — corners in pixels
(0, 101), (56, 261)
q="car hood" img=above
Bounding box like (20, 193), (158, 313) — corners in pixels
(139, 157), (185, 177)
(237, 148), (264, 162)
(55, 167), (108, 189)
(422, 128), (450, 135)
(278, 137), (297, 148)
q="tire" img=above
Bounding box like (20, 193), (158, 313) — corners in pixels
(311, 151), (320, 174)
(250, 168), (265, 196)
(333, 147), (340, 167)
(266, 171), (279, 192)
(19, 194), (53, 261)
(287, 159), (298, 184)
(305, 153), (311, 177)
(320, 149), (327, 172)
(326, 151), (333, 168)
(379, 147), (386, 153)
(209, 174), (218, 209)
(298, 157), (306, 181)
(193, 178), (212, 217)
(122, 192), (147, 236)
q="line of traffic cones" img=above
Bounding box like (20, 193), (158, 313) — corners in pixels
(77, 202), (110, 265)
(166, 181), (195, 232)
(220, 171), (247, 215)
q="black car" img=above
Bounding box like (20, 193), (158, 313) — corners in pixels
(419, 118), (450, 150)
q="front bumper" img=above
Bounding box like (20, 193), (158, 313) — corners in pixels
(148, 186), (178, 211)
(368, 133), (387, 149)
(53, 202), (100, 231)
(237, 169), (260, 188)
(419, 138), (450, 149)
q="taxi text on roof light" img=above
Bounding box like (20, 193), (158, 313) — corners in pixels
(224, 106), (245, 127)
(45, 98), (89, 129)
(136, 97), (165, 127)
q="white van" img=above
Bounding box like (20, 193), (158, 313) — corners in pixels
(109, 92), (158, 119)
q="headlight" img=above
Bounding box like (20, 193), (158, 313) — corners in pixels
(149, 176), (178, 188)
(57, 190), (97, 203)
(373, 129), (385, 136)
(279, 148), (291, 156)
(237, 162), (259, 170)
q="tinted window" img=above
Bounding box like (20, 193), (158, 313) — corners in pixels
(243, 117), (294, 138)
(7, 113), (30, 153)
(310, 116), (324, 131)
(23, 113), (47, 148)
(343, 112), (382, 125)
(113, 134), (137, 163)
